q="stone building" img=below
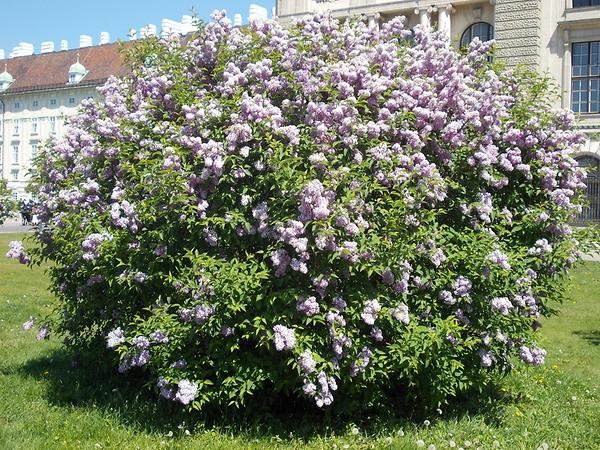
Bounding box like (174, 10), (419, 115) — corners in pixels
(0, 43), (128, 199)
(276, 0), (600, 222)
(0, 8), (269, 201)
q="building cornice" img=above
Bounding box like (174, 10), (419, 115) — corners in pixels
(558, 6), (600, 30)
(0, 81), (103, 97)
(277, 0), (481, 20)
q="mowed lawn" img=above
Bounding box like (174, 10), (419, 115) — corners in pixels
(0, 232), (599, 450)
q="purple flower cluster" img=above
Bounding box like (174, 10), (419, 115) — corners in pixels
(22, 316), (35, 330)
(36, 325), (50, 341)
(390, 303), (410, 325)
(6, 241), (30, 264)
(298, 349), (317, 374)
(520, 345), (546, 366)
(361, 299), (381, 325)
(150, 330), (169, 344)
(491, 297), (513, 316)
(487, 250), (511, 270)
(174, 379), (198, 405)
(299, 180), (335, 222)
(303, 370), (338, 408)
(81, 232), (112, 261)
(350, 346), (374, 377)
(296, 296), (320, 317)
(192, 304), (215, 325)
(273, 324), (296, 351)
(106, 327), (125, 348)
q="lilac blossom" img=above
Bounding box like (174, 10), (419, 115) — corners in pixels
(192, 304), (215, 324)
(479, 349), (494, 368)
(36, 325), (50, 341)
(273, 325), (296, 351)
(390, 303), (410, 324)
(298, 350), (317, 374)
(520, 345), (546, 366)
(150, 330), (169, 344)
(106, 327), (125, 348)
(157, 377), (176, 400)
(175, 379), (198, 405)
(350, 346), (374, 377)
(491, 297), (513, 316)
(6, 241), (30, 264)
(297, 296), (320, 316)
(361, 299), (381, 325)
(487, 250), (511, 270)
(22, 316), (35, 330)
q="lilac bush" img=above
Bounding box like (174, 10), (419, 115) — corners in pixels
(27, 11), (597, 411)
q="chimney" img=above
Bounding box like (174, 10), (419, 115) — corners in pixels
(10, 42), (34, 58)
(79, 35), (93, 48)
(100, 32), (110, 45)
(249, 4), (269, 22)
(181, 15), (198, 34)
(60, 40), (69, 51)
(40, 41), (55, 53)
(161, 18), (184, 38)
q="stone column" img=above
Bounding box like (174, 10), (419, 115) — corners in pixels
(438, 4), (453, 42)
(414, 7), (431, 28)
(368, 13), (381, 29)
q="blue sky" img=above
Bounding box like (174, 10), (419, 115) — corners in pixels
(0, 0), (275, 56)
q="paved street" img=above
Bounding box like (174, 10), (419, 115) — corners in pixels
(0, 217), (33, 234)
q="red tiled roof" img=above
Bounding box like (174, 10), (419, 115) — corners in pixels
(0, 41), (131, 94)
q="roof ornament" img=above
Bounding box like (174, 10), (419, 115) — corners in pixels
(0, 63), (14, 91)
(68, 54), (88, 84)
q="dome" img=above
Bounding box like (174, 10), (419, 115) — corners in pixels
(68, 55), (87, 84)
(0, 69), (13, 83)
(68, 61), (87, 76)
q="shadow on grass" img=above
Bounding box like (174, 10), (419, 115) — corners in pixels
(573, 330), (600, 346)
(16, 347), (524, 440)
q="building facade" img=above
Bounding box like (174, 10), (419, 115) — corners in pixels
(0, 43), (127, 199)
(276, 0), (600, 221)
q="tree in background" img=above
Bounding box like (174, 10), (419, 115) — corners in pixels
(0, 179), (15, 225)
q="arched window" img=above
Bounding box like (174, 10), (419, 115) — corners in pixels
(460, 22), (494, 48)
(577, 155), (600, 177)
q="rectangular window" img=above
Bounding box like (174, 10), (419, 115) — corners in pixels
(14, 102), (20, 110)
(32, 100), (39, 107)
(49, 116), (56, 132)
(13, 120), (19, 135)
(573, 0), (600, 7)
(31, 118), (38, 134)
(50, 99), (57, 105)
(572, 41), (600, 113)
(12, 145), (19, 163)
(11, 169), (19, 181)
(69, 97), (75, 104)
(31, 142), (38, 158)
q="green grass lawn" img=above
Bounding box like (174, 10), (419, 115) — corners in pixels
(0, 232), (599, 450)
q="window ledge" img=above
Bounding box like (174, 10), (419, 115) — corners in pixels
(560, 7), (600, 28)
